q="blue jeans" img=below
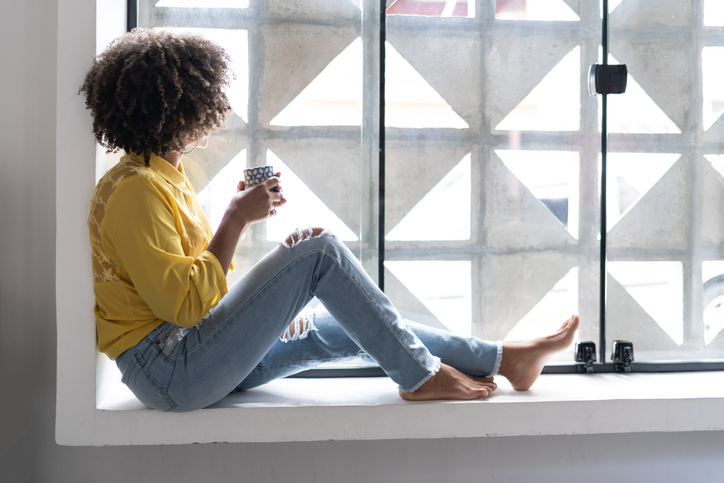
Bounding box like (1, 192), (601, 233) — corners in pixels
(115, 232), (502, 412)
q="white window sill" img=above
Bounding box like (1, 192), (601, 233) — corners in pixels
(57, 370), (724, 446)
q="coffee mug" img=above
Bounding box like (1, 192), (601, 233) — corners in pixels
(244, 165), (278, 191)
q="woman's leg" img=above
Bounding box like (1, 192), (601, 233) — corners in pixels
(121, 230), (442, 411)
(235, 306), (501, 391)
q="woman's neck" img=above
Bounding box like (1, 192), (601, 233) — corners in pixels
(161, 151), (182, 169)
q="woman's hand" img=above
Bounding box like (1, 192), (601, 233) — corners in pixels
(206, 172), (286, 274)
(230, 172), (286, 224)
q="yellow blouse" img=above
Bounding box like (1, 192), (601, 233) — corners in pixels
(88, 152), (228, 359)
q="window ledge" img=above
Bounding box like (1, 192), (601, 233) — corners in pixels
(58, 371), (724, 446)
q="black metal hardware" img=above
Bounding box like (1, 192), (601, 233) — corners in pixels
(378, 0), (386, 291)
(575, 341), (597, 373)
(127, 0), (137, 32)
(588, 64), (628, 95)
(612, 340), (634, 373)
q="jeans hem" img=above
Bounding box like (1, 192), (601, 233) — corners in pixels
(398, 355), (442, 393)
(489, 340), (503, 377)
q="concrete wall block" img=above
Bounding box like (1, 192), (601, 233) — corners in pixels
(259, 23), (360, 125)
(385, 141), (470, 233)
(485, 153), (576, 249)
(388, 29), (482, 129)
(265, 138), (363, 234)
(478, 252), (577, 341)
(607, 273), (682, 351)
(262, 0), (361, 22)
(611, 39), (691, 130)
(608, 157), (689, 251)
(702, 157), (724, 245)
(485, 32), (579, 129)
(610, 0), (693, 30)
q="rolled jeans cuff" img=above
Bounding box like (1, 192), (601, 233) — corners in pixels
(489, 341), (503, 377)
(398, 355), (442, 393)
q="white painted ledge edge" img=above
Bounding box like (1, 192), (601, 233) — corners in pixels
(56, 371), (724, 446)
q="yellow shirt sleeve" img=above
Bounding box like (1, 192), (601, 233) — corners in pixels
(101, 175), (228, 328)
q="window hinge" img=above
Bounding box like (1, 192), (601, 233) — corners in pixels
(612, 340), (634, 373)
(575, 341), (597, 373)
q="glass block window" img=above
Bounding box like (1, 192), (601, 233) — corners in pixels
(122, 0), (724, 367)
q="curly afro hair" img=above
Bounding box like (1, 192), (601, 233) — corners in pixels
(80, 28), (233, 164)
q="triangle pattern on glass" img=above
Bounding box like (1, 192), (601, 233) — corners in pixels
(259, 24), (359, 126)
(610, 0), (692, 28)
(496, 149), (580, 239)
(608, 157), (688, 250)
(486, 154), (576, 249)
(606, 55), (680, 134)
(265, 150), (358, 241)
(384, 260), (472, 336)
(503, 267), (579, 343)
(606, 272), (681, 350)
(387, 155), (470, 241)
(701, 156), (724, 244)
(384, 142), (470, 234)
(606, 153), (679, 229)
(610, 41), (690, 130)
(387, 32), (480, 128)
(196, 149), (247, 233)
(496, 46), (579, 131)
(703, 47), (724, 131)
(707, 328), (724, 349)
(496, 0), (579, 21)
(263, 0), (361, 20)
(264, 143), (361, 237)
(607, 0), (625, 12)
(383, 267), (449, 331)
(271, 38), (362, 126)
(563, 0), (583, 16)
(385, 42), (468, 128)
(704, 110), (724, 142)
(486, 35), (579, 130)
(478, 252), (577, 341)
(608, 262), (683, 345)
(705, 154), (724, 180)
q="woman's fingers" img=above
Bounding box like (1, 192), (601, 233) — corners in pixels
(263, 176), (282, 193)
(262, 177), (286, 209)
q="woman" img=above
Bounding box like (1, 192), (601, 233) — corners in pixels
(82, 29), (579, 412)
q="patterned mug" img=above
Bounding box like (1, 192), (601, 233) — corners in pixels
(244, 165), (278, 191)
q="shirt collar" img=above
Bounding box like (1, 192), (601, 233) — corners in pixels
(126, 152), (192, 190)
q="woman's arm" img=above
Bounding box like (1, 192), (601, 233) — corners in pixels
(206, 175), (286, 274)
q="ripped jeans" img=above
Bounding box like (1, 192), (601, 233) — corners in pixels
(115, 231), (502, 412)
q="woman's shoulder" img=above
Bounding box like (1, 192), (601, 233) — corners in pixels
(91, 155), (165, 211)
(89, 154), (174, 238)
(96, 154), (161, 192)
(99, 154), (155, 185)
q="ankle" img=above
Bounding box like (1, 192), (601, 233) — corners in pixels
(497, 343), (522, 380)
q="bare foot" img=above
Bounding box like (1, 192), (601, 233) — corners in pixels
(498, 314), (579, 391)
(399, 363), (497, 401)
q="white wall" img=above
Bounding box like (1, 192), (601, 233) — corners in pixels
(2, 1), (724, 482)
